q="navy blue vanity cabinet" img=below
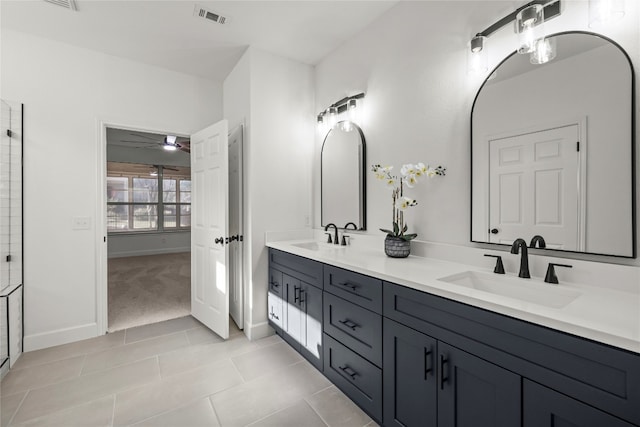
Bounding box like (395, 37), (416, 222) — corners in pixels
(384, 281), (640, 427)
(437, 341), (521, 427)
(383, 318), (521, 427)
(383, 318), (438, 427)
(267, 268), (284, 333)
(523, 380), (637, 427)
(322, 265), (383, 423)
(267, 249), (323, 371)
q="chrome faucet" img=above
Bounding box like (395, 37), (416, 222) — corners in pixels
(510, 238), (530, 278)
(324, 223), (339, 245)
(530, 235), (546, 249)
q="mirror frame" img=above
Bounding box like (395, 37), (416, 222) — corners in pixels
(470, 31), (636, 258)
(321, 121), (367, 230)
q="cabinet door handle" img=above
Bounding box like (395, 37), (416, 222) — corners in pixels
(338, 318), (360, 331)
(339, 281), (358, 291)
(440, 354), (449, 390)
(339, 365), (358, 380)
(293, 286), (300, 303)
(270, 311), (279, 321)
(424, 347), (433, 379)
(298, 289), (305, 305)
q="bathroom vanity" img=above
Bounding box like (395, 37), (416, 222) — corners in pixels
(266, 242), (640, 427)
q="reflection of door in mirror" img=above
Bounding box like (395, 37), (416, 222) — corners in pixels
(321, 122), (366, 229)
(471, 32), (634, 257)
(488, 125), (581, 250)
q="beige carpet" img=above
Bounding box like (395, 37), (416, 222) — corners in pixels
(108, 252), (191, 332)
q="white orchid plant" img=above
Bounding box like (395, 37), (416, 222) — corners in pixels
(372, 162), (446, 241)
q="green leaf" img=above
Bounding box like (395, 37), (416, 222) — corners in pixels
(380, 228), (395, 236)
(401, 233), (417, 241)
(402, 224), (408, 233)
(393, 222), (400, 235)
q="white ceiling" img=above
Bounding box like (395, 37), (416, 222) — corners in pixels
(1, 0), (398, 81)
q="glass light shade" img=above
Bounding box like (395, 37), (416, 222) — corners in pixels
(468, 35), (488, 74)
(327, 106), (338, 129)
(347, 99), (357, 120)
(589, 0), (625, 27)
(530, 37), (557, 64)
(516, 4), (545, 54)
(163, 142), (178, 151)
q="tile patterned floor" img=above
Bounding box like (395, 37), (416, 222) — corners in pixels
(1, 317), (377, 427)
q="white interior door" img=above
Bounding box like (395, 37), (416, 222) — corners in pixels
(191, 119), (229, 339)
(488, 124), (580, 249)
(228, 125), (243, 330)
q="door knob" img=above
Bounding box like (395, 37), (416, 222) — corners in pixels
(214, 237), (224, 245)
(490, 228), (499, 234)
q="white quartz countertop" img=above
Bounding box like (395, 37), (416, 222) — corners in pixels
(267, 239), (640, 355)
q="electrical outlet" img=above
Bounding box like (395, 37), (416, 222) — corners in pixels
(72, 216), (91, 230)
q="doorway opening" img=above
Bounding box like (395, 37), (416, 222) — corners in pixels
(99, 122), (244, 337)
(105, 128), (192, 332)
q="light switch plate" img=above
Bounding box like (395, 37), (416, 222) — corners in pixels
(72, 216), (91, 230)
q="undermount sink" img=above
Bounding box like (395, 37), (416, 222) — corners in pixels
(438, 271), (581, 309)
(291, 241), (340, 251)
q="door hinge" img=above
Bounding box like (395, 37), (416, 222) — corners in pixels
(6, 255), (11, 262)
(576, 141), (580, 152)
(6, 129), (12, 138)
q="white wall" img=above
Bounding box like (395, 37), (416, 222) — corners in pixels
(314, 0), (640, 266)
(224, 47), (314, 339)
(1, 29), (222, 350)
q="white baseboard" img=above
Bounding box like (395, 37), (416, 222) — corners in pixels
(24, 323), (98, 352)
(108, 247), (190, 259)
(244, 320), (272, 341)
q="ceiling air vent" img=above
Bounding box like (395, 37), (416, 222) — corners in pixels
(193, 5), (230, 25)
(43, 0), (77, 11)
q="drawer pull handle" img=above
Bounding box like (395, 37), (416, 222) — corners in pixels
(339, 282), (359, 291)
(299, 289), (305, 304)
(339, 365), (358, 380)
(293, 286), (301, 303)
(424, 347), (433, 379)
(270, 311), (279, 321)
(338, 319), (360, 331)
(440, 354), (449, 390)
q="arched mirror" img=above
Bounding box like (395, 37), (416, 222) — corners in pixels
(471, 31), (635, 257)
(321, 121), (366, 230)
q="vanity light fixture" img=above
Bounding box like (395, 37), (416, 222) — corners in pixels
(327, 106), (338, 130)
(516, 4), (545, 54)
(589, 0), (625, 27)
(316, 93), (365, 132)
(530, 36), (557, 64)
(468, 35), (488, 74)
(469, 0), (561, 73)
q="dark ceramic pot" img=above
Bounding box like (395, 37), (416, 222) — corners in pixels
(384, 235), (411, 258)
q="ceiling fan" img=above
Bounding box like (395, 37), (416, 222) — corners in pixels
(118, 132), (191, 153)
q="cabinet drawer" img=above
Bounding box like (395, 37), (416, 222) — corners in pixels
(268, 268), (283, 297)
(384, 281), (640, 426)
(324, 265), (382, 313)
(323, 333), (382, 423)
(269, 249), (323, 289)
(324, 292), (382, 367)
